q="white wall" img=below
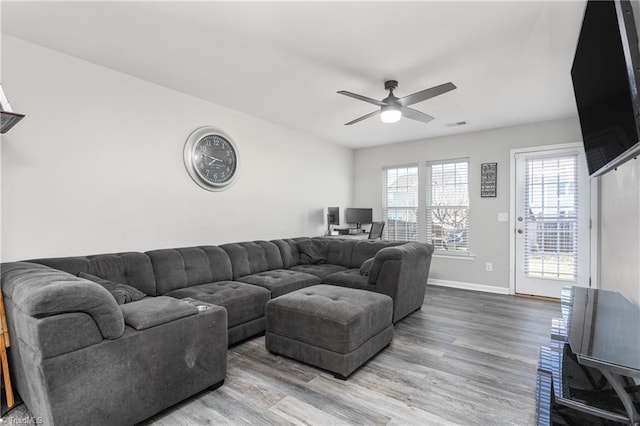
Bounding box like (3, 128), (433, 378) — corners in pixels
(0, 36), (353, 261)
(354, 118), (583, 292)
(598, 159), (640, 305)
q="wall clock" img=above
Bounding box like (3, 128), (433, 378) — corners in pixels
(183, 126), (239, 191)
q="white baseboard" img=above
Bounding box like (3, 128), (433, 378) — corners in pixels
(428, 279), (510, 295)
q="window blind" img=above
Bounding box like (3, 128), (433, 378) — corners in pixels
(524, 155), (579, 281)
(426, 159), (469, 253)
(381, 166), (419, 241)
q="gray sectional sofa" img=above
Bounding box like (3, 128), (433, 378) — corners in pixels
(0, 237), (433, 425)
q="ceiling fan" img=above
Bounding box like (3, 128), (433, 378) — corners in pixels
(337, 80), (456, 125)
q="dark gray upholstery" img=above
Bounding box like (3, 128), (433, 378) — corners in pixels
(270, 238), (301, 269)
(324, 239), (355, 267)
(228, 317), (266, 346)
(1, 236), (433, 424)
(165, 281), (270, 329)
(120, 296), (198, 330)
(266, 326), (393, 379)
(323, 269), (376, 292)
(220, 241), (285, 279)
(2, 261), (227, 426)
(79, 272), (146, 304)
(2, 262), (124, 339)
(289, 263), (348, 279)
(350, 240), (404, 268)
(29, 252), (157, 296)
(236, 269), (321, 298)
(7, 307), (103, 359)
(296, 238), (329, 265)
(146, 246), (233, 295)
(265, 285), (393, 378)
(359, 258), (374, 276)
(367, 242), (434, 322)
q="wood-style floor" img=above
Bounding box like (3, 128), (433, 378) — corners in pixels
(3, 285), (560, 425)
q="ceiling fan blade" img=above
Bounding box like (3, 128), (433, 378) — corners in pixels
(401, 107), (434, 124)
(337, 91), (386, 107)
(399, 82), (457, 107)
(344, 110), (380, 125)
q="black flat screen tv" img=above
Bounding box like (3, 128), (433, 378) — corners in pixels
(571, 0), (640, 176)
(345, 208), (372, 228)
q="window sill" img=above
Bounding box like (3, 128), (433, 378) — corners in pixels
(433, 252), (476, 261)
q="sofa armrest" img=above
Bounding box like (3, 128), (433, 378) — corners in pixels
(368, 243), (434, 322)
(1, 262), (125, 339)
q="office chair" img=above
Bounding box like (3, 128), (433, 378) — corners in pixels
(368, 222), (385, 240)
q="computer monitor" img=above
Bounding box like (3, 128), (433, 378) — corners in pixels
(327, 207), (339, 226)
(345, 208), (373, 229)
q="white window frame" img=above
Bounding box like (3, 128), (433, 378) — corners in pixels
(426, 158), (471, 256)
(381, 164), (419, 241)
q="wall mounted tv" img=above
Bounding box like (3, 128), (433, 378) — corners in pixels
(571, 0), (640, 177)
(345, 208), (372, 228)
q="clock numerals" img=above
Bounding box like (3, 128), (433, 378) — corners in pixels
(193, 135), (237, 184)
(185, 127), (238, 191)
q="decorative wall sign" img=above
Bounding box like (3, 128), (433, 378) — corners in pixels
(481, 162), (497, 197)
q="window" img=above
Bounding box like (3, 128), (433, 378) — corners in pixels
(382, 165), (419, 241)
(426, 159), (469, 253)
(524, 155), (578, 281)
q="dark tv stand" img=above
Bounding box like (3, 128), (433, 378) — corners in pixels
(536, 286), (640, 425)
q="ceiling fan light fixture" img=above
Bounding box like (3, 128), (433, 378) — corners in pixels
(380, 106), (401, 123)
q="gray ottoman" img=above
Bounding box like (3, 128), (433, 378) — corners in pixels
(265, 284), (393, 379)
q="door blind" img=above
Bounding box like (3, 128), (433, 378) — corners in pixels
(524, 155), (579, 281)
(381, 166), (419, 241)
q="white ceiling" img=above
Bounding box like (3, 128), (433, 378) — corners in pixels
(1, 1), (586, 149)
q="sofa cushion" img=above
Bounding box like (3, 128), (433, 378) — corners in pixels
(297, 239), (328, 264)
(325, 239), (357, 268)
(119, 296), (198, 331)
(359, 258), (374, 276)
(289, 264), (348, 279)
(220, 241), (284, 279)
(236, 269), (321, 298)
(79, 272), (145, 305)
(271, 239), (302, 268)
(146, 246), (232, 295)
(324, 269), (377, 292)
(29, 252), (157, 296)
(165, 281), (270, 328)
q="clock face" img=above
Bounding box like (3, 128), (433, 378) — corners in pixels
(184, 127), (239, 191)
(193, 134), (237, 184)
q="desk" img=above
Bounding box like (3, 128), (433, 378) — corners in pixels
(536, 287), (640, 425)
(325, 234), (370, 240)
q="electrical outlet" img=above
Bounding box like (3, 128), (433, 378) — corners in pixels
(485, 262), (493, 272)
(498, 212), (509, 222)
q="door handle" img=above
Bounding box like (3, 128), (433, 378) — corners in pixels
(517, 229), (523, 234)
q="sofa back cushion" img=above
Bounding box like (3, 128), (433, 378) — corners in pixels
(295, 238), (328, 265)
(145, 246), (232, 295)
(220, 241), (284, 279)
(29, 252), (157, 296)
(271, 238), (308, 268)
(351, 240), (405, 268)
(325, 239), (358, 267)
